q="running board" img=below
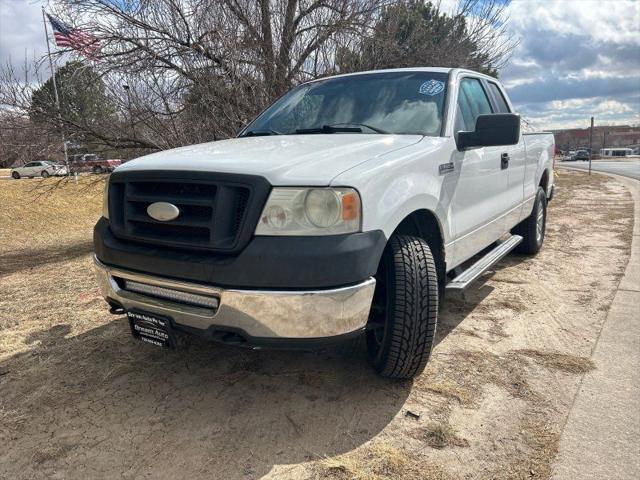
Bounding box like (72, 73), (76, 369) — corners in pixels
(445, 235), (523, 291)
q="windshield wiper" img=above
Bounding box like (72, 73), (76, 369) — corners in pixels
(328, 123), (390, 134)
(295, 125), (362, 134)
(295, 123), (389, 134)
(240, 129), (281, 137)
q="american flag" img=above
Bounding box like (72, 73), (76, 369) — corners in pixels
(47, 14), (100, 58)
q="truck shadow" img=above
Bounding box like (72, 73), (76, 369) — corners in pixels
(1, 319), (410, 479)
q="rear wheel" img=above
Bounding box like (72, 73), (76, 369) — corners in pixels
(93, 165), (104, 174)
(513, 186), (547, 255)
(11, 171), (20, 179)
(367, 235), (438, 379)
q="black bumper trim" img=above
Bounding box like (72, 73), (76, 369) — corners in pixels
(173, 321), (366, 350)
(94, 217), (387, 289)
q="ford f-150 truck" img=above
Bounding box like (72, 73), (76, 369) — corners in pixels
(94, 68), (554, 379)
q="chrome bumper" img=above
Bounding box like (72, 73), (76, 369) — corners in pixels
(93, 255), (375, 339)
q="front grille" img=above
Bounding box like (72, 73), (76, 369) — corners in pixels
(108, 170), (270, 252)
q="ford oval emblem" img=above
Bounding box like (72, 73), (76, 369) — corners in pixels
(147, 202), (180, 222)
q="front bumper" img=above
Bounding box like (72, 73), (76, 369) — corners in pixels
(93, 255), (375, 344)
(94, 217), (386, 289)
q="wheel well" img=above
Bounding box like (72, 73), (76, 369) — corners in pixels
(539, 169), (549, 194)
(391, 210), (446, 294)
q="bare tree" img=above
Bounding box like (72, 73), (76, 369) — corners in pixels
(44, 0), (385, 146)
(0, 0), (517, 164)
(338, 0), (517, 76)
(457, 0), (519, 72)
(0, 60), (62, 167)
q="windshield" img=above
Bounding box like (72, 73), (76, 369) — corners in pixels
(242, 71), (448, 136)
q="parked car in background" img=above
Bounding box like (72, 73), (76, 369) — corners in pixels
(69, 154), (122, 174)
(11, 161), (68, 179)
(574, 149), (590, 161)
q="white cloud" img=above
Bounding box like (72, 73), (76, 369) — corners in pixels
(595, 99), (633, 115)
(519, 95), (640, 131)
(502, 0), (640, 129)
(0, 1), (47, 68)
(508, 0), (640, 45)
(549, 98), (593, 110)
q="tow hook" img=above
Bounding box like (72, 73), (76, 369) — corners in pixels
(108, 303), (126, 315)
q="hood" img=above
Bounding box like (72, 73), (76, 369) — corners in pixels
(116, 134), (423, 185)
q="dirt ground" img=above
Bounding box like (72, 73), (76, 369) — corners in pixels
(0, 170), (634, 480)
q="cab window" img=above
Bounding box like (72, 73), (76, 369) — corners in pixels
(487, 82), (510, 113)
(455, 78), (493, 133)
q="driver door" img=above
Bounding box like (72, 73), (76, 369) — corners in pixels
(23, 162), (38, 176)
(450, 77), (511, 266)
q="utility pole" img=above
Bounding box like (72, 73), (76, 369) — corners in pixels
(589, 116), (594, 175)
(42, 7), (69, 169)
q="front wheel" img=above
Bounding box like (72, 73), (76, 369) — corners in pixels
(513, 186), (547, 255)
(367, 235), (438, 379)
(41, 170), (50, 178)
(11, 171), (20, 179)
(93, 165), (104, 174)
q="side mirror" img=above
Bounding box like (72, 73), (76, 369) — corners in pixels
(457, 113), (520, 150)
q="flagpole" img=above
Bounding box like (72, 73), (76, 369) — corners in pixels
(42, 7), (69, 168)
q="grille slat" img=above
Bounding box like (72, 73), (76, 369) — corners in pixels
(125, 211), (212, 228)
(126, 193), (214, 207)
(108, 171), (268, 252)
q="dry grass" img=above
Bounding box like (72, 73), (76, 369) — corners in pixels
(0, 177), (104, 249)
(0, 168), (11, 177)
(315, 443), (452, 480)
(515, 349), (596, 374)
(425, 380), (475, 405)
(0, 167), (635, 480)
(0, 177), (105, 357)
(420, 349), (538, 407)
(411, 422), (470, 449)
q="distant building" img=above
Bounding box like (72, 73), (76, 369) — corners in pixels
(552, 125), (640, 154)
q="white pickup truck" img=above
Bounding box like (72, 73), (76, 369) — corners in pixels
(94, 68), (554, 379)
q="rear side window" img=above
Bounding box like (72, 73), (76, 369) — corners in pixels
(455, 78), (493, 132)
(487, 82), (510, 113)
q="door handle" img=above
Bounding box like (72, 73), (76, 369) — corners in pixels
(501, 153), (510, 170)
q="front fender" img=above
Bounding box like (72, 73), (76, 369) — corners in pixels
(330, 137), (453, 244)
(370, 178), (449, 242)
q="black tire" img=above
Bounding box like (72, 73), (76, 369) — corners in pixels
(41, 170), (50, 178)
(367, 235), (438, 379)
(11, 171), (20, 179)
(513, 186), (547, 255)
(93, 165), (104, 174)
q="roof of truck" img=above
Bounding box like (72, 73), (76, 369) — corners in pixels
(304, 67), (498, 84)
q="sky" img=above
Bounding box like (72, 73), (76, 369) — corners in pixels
(1, 0), (639, 131)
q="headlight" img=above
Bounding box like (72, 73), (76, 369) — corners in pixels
(255, 187), (361, 236)
(102, 177), (110, 219)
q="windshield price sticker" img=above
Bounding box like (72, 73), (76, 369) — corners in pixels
(419, 80), (445, 96)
